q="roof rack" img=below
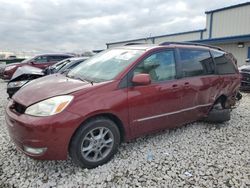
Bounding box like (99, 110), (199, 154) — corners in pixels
(159, 41), (223, 51)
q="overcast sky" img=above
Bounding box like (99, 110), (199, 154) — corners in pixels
(0, 0), (247, 53)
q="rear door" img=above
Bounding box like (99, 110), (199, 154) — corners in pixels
(176, 48), (218, 122)
(127, 49), (185, 137)
(211, 50), (240, 97)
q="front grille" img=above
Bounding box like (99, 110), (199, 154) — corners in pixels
(11, 101), (26, 114)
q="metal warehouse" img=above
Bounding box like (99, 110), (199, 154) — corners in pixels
(106, 2), (250, 66)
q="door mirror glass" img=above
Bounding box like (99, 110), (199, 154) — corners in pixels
(132, 74), (151, 85)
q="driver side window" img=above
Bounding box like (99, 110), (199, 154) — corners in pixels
(34, 56), (48, 63)
(134, 50), (176, 82)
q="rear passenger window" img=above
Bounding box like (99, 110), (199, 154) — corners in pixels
(133, 50), (176, 82)
(211, 50), (237, 74)
(179, 49), (214, 77)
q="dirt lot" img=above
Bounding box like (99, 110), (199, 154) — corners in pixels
(0, 79), (249, 187)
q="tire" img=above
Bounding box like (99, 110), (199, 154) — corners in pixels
(203, 101), (231, 123)
(69, 117), (120, 168)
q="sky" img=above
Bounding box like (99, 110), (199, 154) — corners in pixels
(0, 0), (247, 53)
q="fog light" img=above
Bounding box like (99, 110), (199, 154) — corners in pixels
(23, 146), (47, 155)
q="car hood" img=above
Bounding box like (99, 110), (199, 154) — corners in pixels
(13, 74), (94, 107)
(11, 65), (44, 81)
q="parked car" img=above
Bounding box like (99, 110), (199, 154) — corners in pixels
(239, 59), (250, 91)
(1, 53), (73, 80)
(7, 57), (88, 98)
(43, 57), (89, 75)
(5, 42), (240, 168)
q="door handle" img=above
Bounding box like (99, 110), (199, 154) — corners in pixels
(172, 84), (178, 87)
(172, 84), (179, 90)
(184, 82), (189, 87)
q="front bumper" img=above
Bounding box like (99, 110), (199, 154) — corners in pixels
(240, 72), (250, 91)
(240, 81), (250, 91)
(5, 100), (83, 160)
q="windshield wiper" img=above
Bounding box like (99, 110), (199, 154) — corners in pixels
(67, 74), (94, 85)
(77, 77), (94, 85)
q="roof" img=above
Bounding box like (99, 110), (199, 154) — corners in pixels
(205, 2), (250, 14)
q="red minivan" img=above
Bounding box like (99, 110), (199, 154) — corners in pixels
(2, 53), (73, 80)
(5, 43), (240, 168)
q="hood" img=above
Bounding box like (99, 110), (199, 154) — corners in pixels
(13, 74), (93, 106)
(11, 66), (44, 81)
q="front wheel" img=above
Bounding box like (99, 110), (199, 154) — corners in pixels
(69, 117), (120, 168)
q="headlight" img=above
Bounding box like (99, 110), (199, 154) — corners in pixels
(7, 80), (29, 88)
(5, 65), (16, 71)
(25, 95), (74, 116)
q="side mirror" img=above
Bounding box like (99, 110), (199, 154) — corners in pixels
(246, 58), (250, 63)
(29, 61), (35, 65)
(132, 74), (151, 85)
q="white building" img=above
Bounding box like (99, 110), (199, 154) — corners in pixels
(106, 2), (250, 66)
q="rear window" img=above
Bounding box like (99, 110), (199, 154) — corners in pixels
(211, 50), (237, 75)
(179, 48), (215, 77)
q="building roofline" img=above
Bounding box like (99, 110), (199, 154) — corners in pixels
(153, 29), (206, 39)
(205, 2), (250, 14)
(106, 29), (206, 46)
(106, 2), (250, 48)
(190, 34), (250, 44)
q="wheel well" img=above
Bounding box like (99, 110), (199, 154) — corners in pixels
(215, 95), (227, 108)
(70, 113), (125, 144)
(97, 113), (125, 142)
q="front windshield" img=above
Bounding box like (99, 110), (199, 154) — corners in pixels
(68, 48), (144, 82)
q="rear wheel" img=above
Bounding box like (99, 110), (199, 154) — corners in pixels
(69, 117), (120, 168)
(203, 100), (231, 123)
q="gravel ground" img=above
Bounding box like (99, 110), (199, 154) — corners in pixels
(0, 79), (250, 188)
